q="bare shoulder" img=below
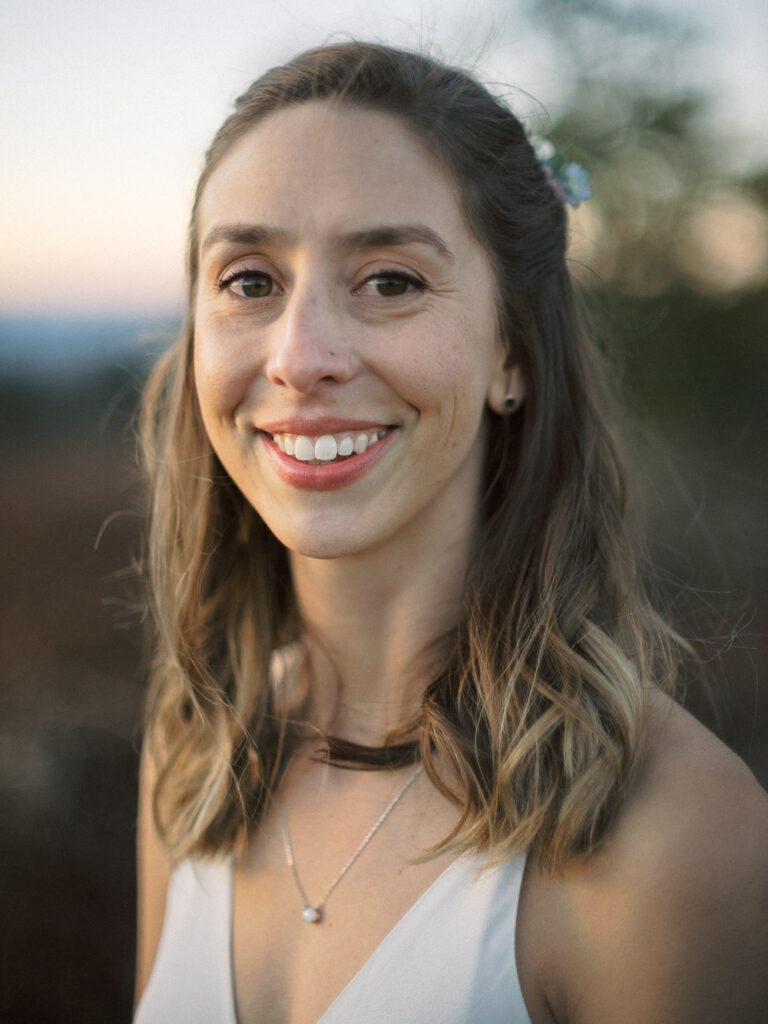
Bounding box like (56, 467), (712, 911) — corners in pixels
(628, 688), (768, 848)
(518, 690), (768, 1024)
(628, 690), (768, 883)
(135, 738), (173, 1007)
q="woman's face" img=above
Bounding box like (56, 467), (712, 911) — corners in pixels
(193, 102), (513, 560)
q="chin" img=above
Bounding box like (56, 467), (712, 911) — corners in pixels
(263, 517), (374, 562)
(295, 543), (355, 561)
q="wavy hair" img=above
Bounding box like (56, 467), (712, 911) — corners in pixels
(140, 41), (682, 869)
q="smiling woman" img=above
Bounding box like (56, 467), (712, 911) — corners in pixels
(134, 42), (768, 1024)
(193, 102), (505, 557)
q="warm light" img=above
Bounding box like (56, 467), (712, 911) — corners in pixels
(676, 190), (768, 294)
(566, 203), (606, 285)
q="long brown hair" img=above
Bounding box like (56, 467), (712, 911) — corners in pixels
(140, 42), (681, 869)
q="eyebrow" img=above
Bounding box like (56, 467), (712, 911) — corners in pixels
(200, 222), (454, 262)
(201, 224), (292, 254)
(339, 225), (454, 262)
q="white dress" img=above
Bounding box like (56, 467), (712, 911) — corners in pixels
(134, 852), (532, 1023)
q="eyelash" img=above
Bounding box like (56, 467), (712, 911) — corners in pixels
(217, 269), (276, 296)
(355, 271), (427, 297)
(216, 267), (428, 298)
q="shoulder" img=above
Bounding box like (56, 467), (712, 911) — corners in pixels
(614, 690), (768, 872)
(518, 690), (768, 1024)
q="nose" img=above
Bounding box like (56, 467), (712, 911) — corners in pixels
(265, 281), (358, 394)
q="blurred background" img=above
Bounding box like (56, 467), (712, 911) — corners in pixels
(1, 0), (766, 1019)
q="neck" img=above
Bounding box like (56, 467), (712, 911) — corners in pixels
(289, 503), (476, 745)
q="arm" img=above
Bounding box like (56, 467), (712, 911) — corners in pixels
(567, 767), (768, 1023)
(564, 706), (768, 1024)
(519, 697), (768, 1024)
(134, 741), (172, 1008)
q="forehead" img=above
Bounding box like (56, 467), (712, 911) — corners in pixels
(196, 101), (472, 247)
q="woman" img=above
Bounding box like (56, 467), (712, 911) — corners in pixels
(134, 42), (768, 1023)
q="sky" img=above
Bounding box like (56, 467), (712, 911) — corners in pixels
(1, 0), (766, 318)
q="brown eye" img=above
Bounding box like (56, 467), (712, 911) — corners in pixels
(375, 276), (409, 296)
(357, 272), (426, 298)
(232, 273), (273, 298)
(219, 270), (277, 298)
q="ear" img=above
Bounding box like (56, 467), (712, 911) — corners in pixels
(487, 359), (526, 415)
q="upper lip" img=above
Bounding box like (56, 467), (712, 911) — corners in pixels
(257, 416), (395, 435)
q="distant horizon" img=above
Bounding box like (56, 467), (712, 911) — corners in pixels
(0, 311), (181, 378)
(0, 310), (181, 323)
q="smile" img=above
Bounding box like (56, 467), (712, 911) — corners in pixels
(270, 428), (389, 465)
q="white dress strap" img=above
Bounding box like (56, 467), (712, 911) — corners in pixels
(134, 857), (236, 1024)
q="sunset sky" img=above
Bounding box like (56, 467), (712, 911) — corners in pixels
(1, 0), (766, 317)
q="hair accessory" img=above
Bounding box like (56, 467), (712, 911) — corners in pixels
(531, 137), (592, 209)
(503, 394), (516, 412)
(281, 764), (423, 924)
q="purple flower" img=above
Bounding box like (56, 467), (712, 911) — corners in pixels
(543, 165), (568, 204)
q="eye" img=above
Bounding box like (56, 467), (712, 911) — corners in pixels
(219, 270), (277, 298)
(355, 272), (426, 298)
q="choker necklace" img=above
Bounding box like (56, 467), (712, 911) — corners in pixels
(281, 764), (424, 924)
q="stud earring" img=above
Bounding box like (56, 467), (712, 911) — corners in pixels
(330, 349), (336, 356)
(503, 394), (516, 412)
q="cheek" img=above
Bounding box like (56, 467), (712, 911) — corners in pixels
(193, 327), (252, 426)
(192, 345), (225, 437)
(393, 322), (495, 432)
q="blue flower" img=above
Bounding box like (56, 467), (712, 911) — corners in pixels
(560, 162), (592, 208)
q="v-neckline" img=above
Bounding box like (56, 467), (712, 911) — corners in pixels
(315, 855), (467, 1022)
(227, 853), (469, 1024)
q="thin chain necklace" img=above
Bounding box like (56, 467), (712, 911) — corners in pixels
(281, 763), (424, 924)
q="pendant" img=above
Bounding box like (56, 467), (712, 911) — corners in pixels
(302, 905), (322, 924)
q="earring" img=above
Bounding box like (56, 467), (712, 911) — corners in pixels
(503, 394), (516, 412)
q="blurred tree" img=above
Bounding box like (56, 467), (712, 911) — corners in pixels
(518, 0), (768, 773)
(517, 0), (767, 464)
(527, 0), (767, 295)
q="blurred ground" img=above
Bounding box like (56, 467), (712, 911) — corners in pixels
(1, 410), (145, 1023)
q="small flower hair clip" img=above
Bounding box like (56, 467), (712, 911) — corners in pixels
(531, 136), (592, 209)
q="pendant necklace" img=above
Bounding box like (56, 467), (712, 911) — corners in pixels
(281, 763), (424, 924)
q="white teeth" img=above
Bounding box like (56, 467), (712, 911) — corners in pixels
(314, 435), (338, 462)
(294, 436), (315, 462)
(270, 428), (388, 464)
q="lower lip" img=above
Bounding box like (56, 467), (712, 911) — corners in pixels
(260, 429), (397, 491)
